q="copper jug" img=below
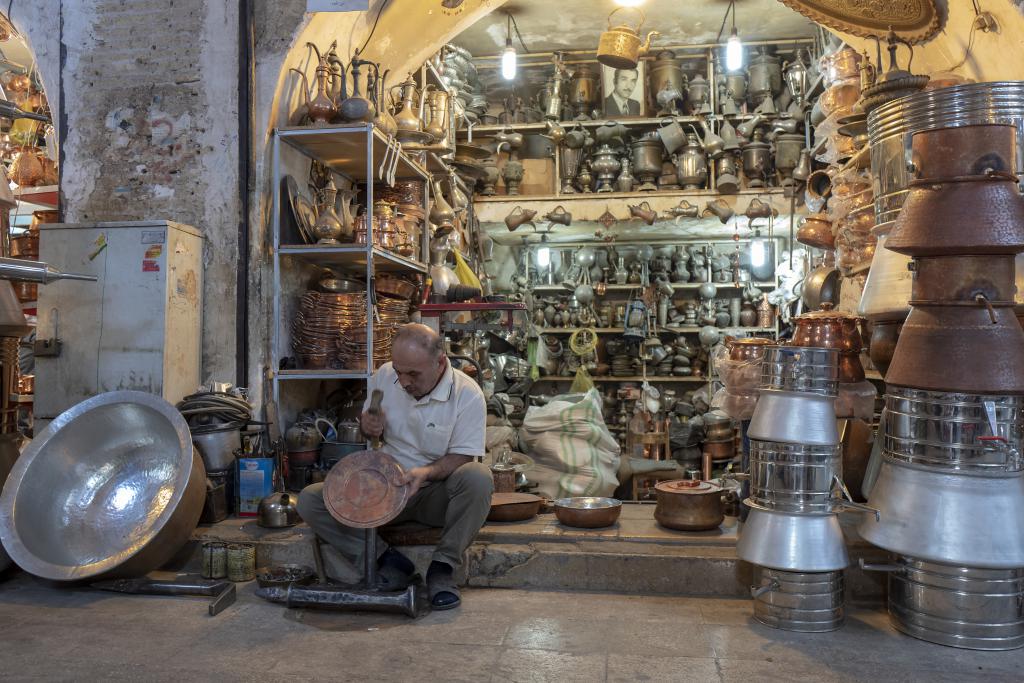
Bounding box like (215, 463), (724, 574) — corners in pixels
(628, 200), (657, 225)
(596, 7), (659, 69)
(290, 41), (338, 125)
(504, 206), (537, 232)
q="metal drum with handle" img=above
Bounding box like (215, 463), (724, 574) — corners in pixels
(751, 566), (845, 632)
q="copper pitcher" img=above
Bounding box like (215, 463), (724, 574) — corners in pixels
(290, 41), (338, 125)
(596, 7), (659, 69)
(544, 205), (572, 226)
(628, 200), (657, 225)
(504, 206), (537, 232)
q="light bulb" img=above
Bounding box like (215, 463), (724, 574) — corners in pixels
(536, 246), (551, 268)
(501, 38), (517, 80)
(726, 28), (743, 72)
(750, 238), (766, 269)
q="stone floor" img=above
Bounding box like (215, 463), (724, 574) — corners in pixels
(0, 572), (1021, 682)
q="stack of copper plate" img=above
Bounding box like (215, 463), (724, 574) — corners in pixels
(376, 296), (412, 325)
(291, 291), (367, 368)
(338, 324), (399, 370)
(375, 179), (424, 207)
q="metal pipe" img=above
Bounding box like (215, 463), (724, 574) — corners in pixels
(0, 257), (96, 283)
(236, 0), (254, 389)
(256, 583), (418, 617)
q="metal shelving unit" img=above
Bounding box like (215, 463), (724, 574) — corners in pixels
(270, 124), (431, 410)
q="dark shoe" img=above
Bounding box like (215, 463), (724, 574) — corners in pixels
(376, 548), (417, 590)
(427, 560), (461, 610)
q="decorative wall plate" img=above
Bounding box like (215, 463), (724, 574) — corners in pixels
(776, 0), (941, 44)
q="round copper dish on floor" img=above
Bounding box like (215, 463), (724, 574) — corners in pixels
(323, 450), (410, 528)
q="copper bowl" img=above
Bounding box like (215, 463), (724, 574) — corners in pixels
(488, 492), (542, 522)
(703, 439), (735, 461)
(797, 214), (835, 250)
(553, 497), (622, 528)
(375, 275), (418, 300)
(9, 234), (38, 258)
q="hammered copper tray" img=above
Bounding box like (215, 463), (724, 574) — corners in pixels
(323, 450), (410, 528)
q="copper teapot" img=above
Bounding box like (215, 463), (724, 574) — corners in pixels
(597, 7), (659, 69)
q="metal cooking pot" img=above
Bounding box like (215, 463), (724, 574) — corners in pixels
(258, 492), (301, 528)
(191, 424), (241, 473)
(0, 391), (206, 582)
(801, 265), (841, 311)
(654, 479), (723, 531)
(335, 421), (362, 444)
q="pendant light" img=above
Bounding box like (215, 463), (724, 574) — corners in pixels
(501, 13), (517, 80)
(725, 0), (743, 72)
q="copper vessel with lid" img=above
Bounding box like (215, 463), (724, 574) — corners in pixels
(791, 303), (864, 353)
(654, 479), (724, 531)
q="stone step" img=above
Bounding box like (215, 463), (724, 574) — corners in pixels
(187, 504), (888, 601)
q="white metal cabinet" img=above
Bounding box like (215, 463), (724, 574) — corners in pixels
(35, 220), (203, 422)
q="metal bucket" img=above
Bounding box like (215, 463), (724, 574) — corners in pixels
(888, 557), (1024, 650)
(751, 566), (845, 632)
(191, 424), (242, 473)
(749, 440), (842, 513)
(760, 346), (839, 397)
(884, 388), (1024, 472)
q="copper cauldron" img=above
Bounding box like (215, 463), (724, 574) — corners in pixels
(792, 303), (864, 353)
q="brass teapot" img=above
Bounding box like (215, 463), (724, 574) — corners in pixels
(597, 7), (659, 70)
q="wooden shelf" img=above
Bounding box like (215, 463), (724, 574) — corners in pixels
(277, 125), (428, 182)
(278, 245), (428, 273)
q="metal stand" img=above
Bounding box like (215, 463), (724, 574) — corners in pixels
(263, 531), (418, 618)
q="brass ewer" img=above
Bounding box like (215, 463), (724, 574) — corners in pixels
(596, 7), (658, 70)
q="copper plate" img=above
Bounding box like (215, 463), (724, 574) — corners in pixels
(323, 450), (410, 528)
(777, 0), (940, 44)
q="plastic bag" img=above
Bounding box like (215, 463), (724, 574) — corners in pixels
(519, 389), (620, 499)
(452, 250), (482, 290)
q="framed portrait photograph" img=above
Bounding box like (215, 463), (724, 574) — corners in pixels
(601, 62), (647, 119)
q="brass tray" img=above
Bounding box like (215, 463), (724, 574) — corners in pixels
(777, 0), (941, 44)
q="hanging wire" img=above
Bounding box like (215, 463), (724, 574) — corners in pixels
(714, 0), (735, 44)
(357, 0), (389, 56)
(509, 13), (530, 53)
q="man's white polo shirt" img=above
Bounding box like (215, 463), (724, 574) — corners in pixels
(362, 360), (486, 471)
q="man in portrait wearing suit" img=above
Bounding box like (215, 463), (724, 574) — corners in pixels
(603, 67), (641, 117)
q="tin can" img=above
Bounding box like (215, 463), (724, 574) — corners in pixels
(201, 541), (227, 579)
(226, 543), (256, 582)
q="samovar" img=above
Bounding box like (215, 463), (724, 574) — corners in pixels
(649, 50), (686, 115)
(568, 64), (600, 119)
(673, 132), (708, 190)
(631, 133), (663, 192)
(747, 49), (781, 109)
(741, 128), (772, 188)
(591, 144), (621, 193)
(773, 133), (804, 187)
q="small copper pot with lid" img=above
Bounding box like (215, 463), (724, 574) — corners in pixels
(654, 479), (724, 531)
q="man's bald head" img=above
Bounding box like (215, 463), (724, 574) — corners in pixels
(391, 323), (447, 398)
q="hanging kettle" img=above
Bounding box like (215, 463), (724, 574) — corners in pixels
(597, 7), (659, 69)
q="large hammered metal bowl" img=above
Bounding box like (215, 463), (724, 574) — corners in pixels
(0, 391), (206, 582)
